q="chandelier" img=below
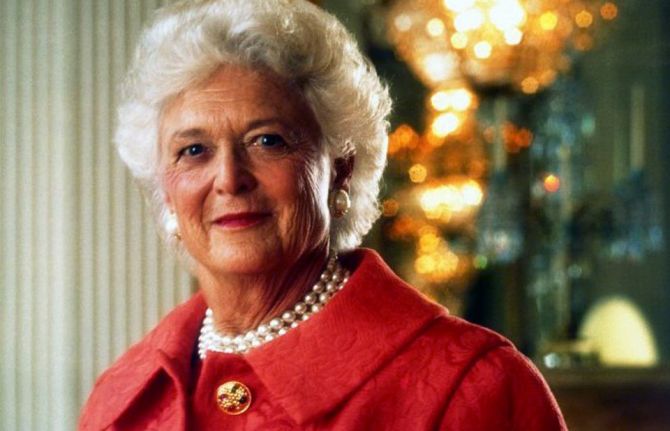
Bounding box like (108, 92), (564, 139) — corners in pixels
(383, 0), (617, 296)
(388, 0), (618, 93)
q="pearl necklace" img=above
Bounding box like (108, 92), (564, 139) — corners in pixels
(198, 256), (349, 358)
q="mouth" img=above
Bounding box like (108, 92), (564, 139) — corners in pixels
(212, 212), (272, 230)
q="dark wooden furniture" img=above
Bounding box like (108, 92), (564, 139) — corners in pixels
(543, 367), (670, 431)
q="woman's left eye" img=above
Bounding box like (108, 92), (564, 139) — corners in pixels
(253, 134), (286, 148)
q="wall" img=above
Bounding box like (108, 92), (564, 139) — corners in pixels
(0, 1), (190, 430)
(580, 0), (670, 361)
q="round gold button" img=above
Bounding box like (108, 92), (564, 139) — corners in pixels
(215, 381), (252, 415)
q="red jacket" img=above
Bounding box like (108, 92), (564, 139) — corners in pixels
(79, 249), (566, 430)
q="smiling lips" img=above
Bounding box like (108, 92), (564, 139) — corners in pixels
(213, 212), (272, 229)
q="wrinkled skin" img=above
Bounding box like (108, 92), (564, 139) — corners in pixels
(158, 64), (351, 332)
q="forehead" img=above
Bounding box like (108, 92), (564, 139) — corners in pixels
(159, 64), (319, 138)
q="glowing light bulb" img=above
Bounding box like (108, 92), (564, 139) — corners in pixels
(431, 91), (451, 111)
(489, 1), (526, 30)
(540, 11), (559, 30)
(422, 53), (458, 82)
(443, 186), (463, 210)
(450, 89), (473, 111)
(461, 180), (483, 205)
(503, 28), (523, 45)
(409, 164), (428, 183)
(419, 232), (441, 252)
(600, 2), (618, 21)
(443, 0), (475, 13)
(426, 18), (446, 37)
(388, 124), (419, 155)
(415, 255), (436, 274)
(473, 41), (492, 59)
(575, 10), (594, 28)
(543, 174), (561, 193)
(450, 32), (469, 49)
(431, 113), (460, 137)
(395, 124), (417, 146)
(454, 8), (484, 32)
(419, 189), (440, 213)
(394, 14), (412, 32)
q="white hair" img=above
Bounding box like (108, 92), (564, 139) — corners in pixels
(116, 0), (392, 255)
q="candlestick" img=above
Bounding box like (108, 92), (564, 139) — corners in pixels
(492, 97), (507, 172)
(630, 84), (645, 171)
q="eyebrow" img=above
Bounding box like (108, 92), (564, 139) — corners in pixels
(169, 128), (208, 142)
(246, 117), (289, 131)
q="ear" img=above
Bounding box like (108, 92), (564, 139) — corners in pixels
(331, 155), (355, 191)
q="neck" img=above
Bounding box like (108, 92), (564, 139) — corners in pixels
(197, 245), (330, 334)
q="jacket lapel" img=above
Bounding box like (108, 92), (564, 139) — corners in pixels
(79, 294), (206, 430)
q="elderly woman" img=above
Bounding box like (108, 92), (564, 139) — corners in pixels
(79, 0), (566, 430)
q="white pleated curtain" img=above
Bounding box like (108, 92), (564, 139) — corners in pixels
(0, 1), (192, 430)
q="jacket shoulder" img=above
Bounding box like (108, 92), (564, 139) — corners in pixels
(414, 317), (566, 430)
(420, 313), (513, 361)
(436, 338), (567, 430)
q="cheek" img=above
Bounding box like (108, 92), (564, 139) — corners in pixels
(162, 168), (212, 216)
(300, 166), (330, 219)
(277, 155), (330, 241)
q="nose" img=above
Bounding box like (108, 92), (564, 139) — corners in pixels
(213, 147), (257, 195)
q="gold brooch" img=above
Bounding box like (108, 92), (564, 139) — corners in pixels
(215, 381), (252, 415)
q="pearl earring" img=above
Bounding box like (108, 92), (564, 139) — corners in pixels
(165, 211), (181, 240)
(329, 189), (350, 218)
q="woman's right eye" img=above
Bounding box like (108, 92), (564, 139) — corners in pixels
(177, 143), (207, 159)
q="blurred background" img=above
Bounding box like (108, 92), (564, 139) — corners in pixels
(1, 0), (669, 429)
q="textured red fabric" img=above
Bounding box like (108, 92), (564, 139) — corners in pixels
(79, 249), (567, 430)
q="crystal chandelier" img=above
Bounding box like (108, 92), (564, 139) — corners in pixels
(388, 0), (618, 93)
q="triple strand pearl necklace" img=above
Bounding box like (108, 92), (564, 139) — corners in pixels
(198, 256), (350, 359)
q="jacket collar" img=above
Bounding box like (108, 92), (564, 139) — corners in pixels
(88, 249), (445, 428)
(85, 293), (207, 430)
(246, 248), (446, 424)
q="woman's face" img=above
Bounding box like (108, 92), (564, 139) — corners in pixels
(158, 65), (331, 277)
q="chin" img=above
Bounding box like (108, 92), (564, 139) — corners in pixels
(204, 241), (286, 276)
